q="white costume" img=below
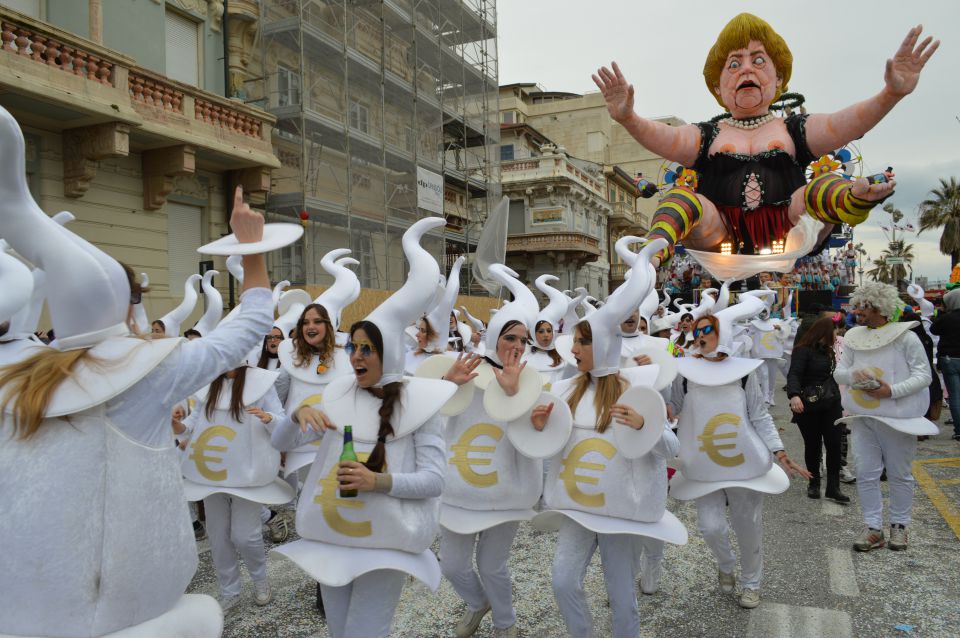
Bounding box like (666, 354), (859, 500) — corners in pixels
(669, 294), (789, 595)
(272, 217), (456, 638)
(535, 238), (686, 638)
(525, 274), (575, 388)
(0, 105), (303, 638)
(181, 368), (293, 598)
(277, 248), (360, 477)
(834, 321), (935, 530)
(438, 264), (544, 633)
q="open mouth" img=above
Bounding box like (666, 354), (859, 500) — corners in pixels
(698, 339), (707, 349)
(737, 80), (759, 90)
(354, 366), (367, 377)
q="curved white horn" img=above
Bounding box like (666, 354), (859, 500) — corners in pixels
(160, 273), (201, 337)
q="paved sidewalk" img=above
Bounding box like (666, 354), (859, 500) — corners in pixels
(187, 386), (960, 637)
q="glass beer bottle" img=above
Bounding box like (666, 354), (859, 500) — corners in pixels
(339, 425), (358, 498)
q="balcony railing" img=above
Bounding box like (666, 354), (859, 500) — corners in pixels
(506, 232), (601, 257)
(1, 8), (276, 163)
(501, 154), (605, 198)
(608, 200), (636, 226)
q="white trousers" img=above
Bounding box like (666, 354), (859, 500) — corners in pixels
(320, 569), (406, 638)
(440, 521), (519, 630)
(203, 493), (268, 596)
(696, 488), (765, 590)
(552, 519), (639, 638)
(852, 418), (917, 529)
(764, 359), (780, 403)
(633, 537), (664, 572)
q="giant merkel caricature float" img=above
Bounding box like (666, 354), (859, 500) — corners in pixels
(593, 14), (938, 277)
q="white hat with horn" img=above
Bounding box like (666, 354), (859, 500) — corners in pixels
(483, 264), (537, 364)
(712, 278), (736, 313)
(0, 248), (33, 325)
(907, 283), (935, 318)
(160, 274), (201, 338)
(192, 270), (222, 337)
(314, 248), (361, 332)
(365, 218), (445, 386)
(421, 255), (465, 353)
(534, 274), (568, 348)
(560, 288), (587, 334)
(460, 305), (486, 333)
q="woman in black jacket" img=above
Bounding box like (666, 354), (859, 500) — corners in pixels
(787, 317), (850, 503)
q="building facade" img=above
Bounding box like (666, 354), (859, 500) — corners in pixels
(256, 0), (499, 293)
(500, 122), (627, 299)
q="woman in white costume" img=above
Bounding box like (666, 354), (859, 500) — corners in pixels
(179, 363), (293, 611)
(0, 104), (297, 638)
(271, 217), (456, 638)
(405, 256), (465, 374)
(668, 295), (809, 610)
(276, 249), (359, 478)
(525, 274), (574, 388)
(433, 263), (546, 638)
(531, 238), (687, 638)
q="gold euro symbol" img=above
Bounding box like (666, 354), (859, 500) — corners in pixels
(697, 413), (745, 468)
(559, 438), (616, 508)
(189, 425), (236, 481)
(760, 332), (777, 351)
(450, 423), (502, 488)
(299, 393), (324, 446)
(315, 452), (372, 537)
(851, 367), (884, 409)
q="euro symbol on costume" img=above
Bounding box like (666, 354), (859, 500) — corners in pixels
(851, 367), (883, 409)
(760, 331), (777, 351)
(697, 414), (745, 468)
(450, 423), (502, 488)
(315, 452), (372, 537)
(189, 425), (236, 481)
(298, 393), (323, 446)
(559, 438), (616, 508)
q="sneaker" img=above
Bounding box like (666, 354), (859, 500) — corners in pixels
(267, 511), (290, 543)
(219, 593), (241, 613)
(718, 570), (736, 594)
(254, 580), (272, 606)
(454, 605), (491, 638)
(193, 520), (207, 541)
(492, 626), (519, 638)
(853, 527), (886, 552)
(839, 466), (856, 483)
(739, 588), (761, 609)
(639, 558), (662, 595)
(888, 524), (909, 551)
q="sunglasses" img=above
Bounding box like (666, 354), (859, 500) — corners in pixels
(265, 335), (283, 341)
(691, 324), (715, 338)
(345, 340), (377, 358)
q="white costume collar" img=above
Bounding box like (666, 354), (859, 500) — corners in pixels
(677, 355), (763, 387)
(194, 367), (280, 409)
(843, 322), (917, 351)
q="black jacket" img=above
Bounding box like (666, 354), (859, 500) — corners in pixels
(931, 310), (960, 359)
(786, 345), (838, 400)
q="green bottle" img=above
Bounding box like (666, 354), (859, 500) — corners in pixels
(339, 425), (358, 498)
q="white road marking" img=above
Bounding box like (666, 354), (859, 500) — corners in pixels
(822, 501), (846, 517)
(746, 603), (853, 638)
(827, 547), (860, 597)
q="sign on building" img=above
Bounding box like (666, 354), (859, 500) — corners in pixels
(416, 166), (444, 215)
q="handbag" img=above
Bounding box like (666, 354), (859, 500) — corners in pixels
(800, 351), (838, 413)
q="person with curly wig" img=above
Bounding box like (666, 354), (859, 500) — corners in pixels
(836, 282), (934, 552)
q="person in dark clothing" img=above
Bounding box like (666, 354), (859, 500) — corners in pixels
(931, 288), (960, 440)
(901, 308), (942, 425)
(787, 317), (850, 502)
(794, 304), (826, 343)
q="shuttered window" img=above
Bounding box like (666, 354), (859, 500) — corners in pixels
(166, 202), (203, 300)
(0, 0), (40, 18)
(165, 10), (199, 86)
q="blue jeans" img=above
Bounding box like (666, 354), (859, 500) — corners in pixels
(940, 356), (960, 436)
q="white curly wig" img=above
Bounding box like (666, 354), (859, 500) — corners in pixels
(850, 281), (901, 320)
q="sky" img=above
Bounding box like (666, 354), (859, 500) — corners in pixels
(496, 0), (960, 282)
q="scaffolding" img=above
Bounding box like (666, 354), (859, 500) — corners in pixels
(257, 0), (500, 293)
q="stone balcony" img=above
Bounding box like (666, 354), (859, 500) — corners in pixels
(507, 231), (601, 267)
(501, 153), (605, 199)
(608, 200), (638, 228)
(0, 7), (279, 209)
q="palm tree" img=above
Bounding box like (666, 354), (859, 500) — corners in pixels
(917, 176), (960, 267)
(880, 240), (915, 284)
(867, 256), (890, 283)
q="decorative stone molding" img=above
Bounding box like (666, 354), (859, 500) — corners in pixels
(63, 122), (130, 197)
(143, 145), (196, 210)
(172, 174), (207, 200)
(234, 166), (271, 195)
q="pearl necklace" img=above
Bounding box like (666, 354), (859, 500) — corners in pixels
(721, 112), (775, 130)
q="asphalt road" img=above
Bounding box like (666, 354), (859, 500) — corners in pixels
(187, 385), (960, 637)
